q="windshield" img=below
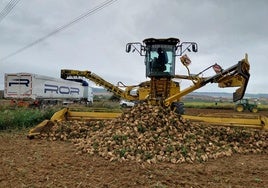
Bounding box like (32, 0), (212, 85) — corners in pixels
(145, 44), (175, 77)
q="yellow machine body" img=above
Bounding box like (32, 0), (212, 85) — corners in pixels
(28, 38), (266, 138)
(28, 108), (122, 138)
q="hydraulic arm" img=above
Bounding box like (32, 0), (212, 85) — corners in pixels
(61, 69), (139, 101)
(164, 54), (250, 106)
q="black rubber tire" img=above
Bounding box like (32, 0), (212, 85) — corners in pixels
(121, 103), (127, 108)
(171, 102), (185, 115)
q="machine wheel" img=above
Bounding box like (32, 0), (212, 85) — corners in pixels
(251, 107), (258, 113)
(171, 102), (185, 115)
(235, 104), (244, 112)
(121, 103), (127, 108)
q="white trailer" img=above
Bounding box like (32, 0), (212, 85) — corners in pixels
(4, 73), (93, 106)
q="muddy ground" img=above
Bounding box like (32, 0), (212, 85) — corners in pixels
(0, 108), (267, 188)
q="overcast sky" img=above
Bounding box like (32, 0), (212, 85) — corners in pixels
(0, 0), (267, 94)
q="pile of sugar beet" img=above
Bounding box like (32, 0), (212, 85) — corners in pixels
(37, 103), (268, 164)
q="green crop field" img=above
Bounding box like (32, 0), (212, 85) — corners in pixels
(183, 101), (233, 109)
(0, 102), (58, 130)
(183, 100), (268, 111)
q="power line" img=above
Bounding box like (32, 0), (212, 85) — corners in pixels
(0, 0), (20, 23)
(0, 0), (118, 62)
(0, 0), (20, 21)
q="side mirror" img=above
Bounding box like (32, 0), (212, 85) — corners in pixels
(126, 44), (132, 53)
(192, 43), (198, 52)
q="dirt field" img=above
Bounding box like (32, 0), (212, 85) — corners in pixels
(0, 108), (267, 187)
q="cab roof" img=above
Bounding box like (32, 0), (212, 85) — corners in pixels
(143, 38), (180, 46)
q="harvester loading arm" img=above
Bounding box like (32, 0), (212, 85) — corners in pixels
(164, 54), (250, 107)
(61, 69), (138, 101)
(203, 54), (250, 102)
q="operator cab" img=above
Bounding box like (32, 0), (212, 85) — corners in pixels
(143, 38), (180, 78)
